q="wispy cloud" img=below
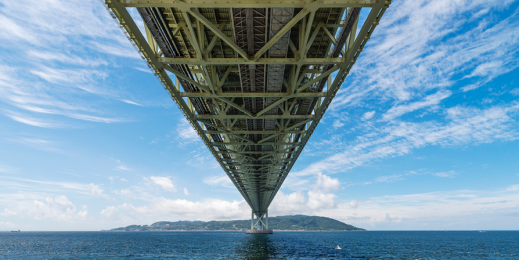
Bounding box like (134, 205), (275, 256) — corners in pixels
(8, 195), (88, 222)
(0, 164), (18, 174)
(203, 175), (233, 188)
(114, 189), (131, 195)
(332, 0), (519, 109)
(12, 137), (62, 153)
(176, 117), (200, 144)
(30, 66), (107, 85)
(329, 184), (519, 230)
(89, 41), (140, 59)
(4, 113), (65, 128)
(296, 103), (519, 176)
(145, 176), (177, 192)
(28, 50), (108, 67)
(120, 100), (142, 106)
(373, 170), (457, 183)
(0, 0), (140, 128)
(0, 176), (109, 198)
(100, 197), (249, 223)
(114, 160), (132, 171)
(362, 111), (376, 120)
(382, 90), (451, 121)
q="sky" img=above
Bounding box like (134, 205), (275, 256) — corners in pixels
(0, 0), (518, 231)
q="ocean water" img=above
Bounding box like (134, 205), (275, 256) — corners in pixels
(1, 231), (518, 259)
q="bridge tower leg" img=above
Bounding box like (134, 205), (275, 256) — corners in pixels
(251, 210), (254, 230)
(246, 210), (273, 234)
(266, 211), (268, 230)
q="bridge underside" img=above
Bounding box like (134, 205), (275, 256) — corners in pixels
(104, 0), (390, 229)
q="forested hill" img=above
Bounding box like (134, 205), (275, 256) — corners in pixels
(110, 215), (365, 231)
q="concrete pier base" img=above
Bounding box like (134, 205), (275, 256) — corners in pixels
(246, 230), (273, 234)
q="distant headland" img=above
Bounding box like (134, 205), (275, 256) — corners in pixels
(108, 215), (365, 232)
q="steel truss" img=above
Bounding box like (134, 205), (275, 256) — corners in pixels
(103, 0), (390, 228)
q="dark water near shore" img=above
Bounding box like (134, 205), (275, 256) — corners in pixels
(1, 231), (518, 259)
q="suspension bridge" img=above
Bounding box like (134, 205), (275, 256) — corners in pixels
(103, 0), (390, 233)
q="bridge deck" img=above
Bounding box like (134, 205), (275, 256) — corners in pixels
(103, 0), (390, 225)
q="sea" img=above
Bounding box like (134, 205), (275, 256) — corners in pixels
(1, 231), (518, 259)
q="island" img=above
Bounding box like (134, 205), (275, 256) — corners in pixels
(109, 215), (365, 231)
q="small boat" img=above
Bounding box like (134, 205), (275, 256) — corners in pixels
(335, 245), (342, 250)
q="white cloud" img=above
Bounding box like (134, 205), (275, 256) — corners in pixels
(432, 171), (457, 178)
(147, 176), (177, 192)
(321, 184), (519, 230)
(307, 189), (337, 210)
(177, 118), (199, 143)
(100, 197), (249, 223)
(7, 195), (88, 222)
(90, 184), (106, 198)
(5, 113), (64, 128)
(0, 164), (19, 173)
(89, 41), (140, 59)
(382, 90), (451, 121)
(0, 208), (17, 216)
(0, 177), (108, 198)
(203, 175), (233, 188)
(466, 61), (503, 78)
(183, 188), (189, 195)
(11, 137), (61, 153)
(315, 173), (340, 192)
(375, 174), (405, 183)
(28, 50), (108, 67)
(0, 221), (18, 230)
(268, 191), (308, 215)
(504, 184), (519, 192)
(29, 66), (106, 85)
(120, 100), (142, 106)
(0, 15), (37, 44)
(114, 165), (131, 171)
(332, 0), (519, 111)
(270, 174), (340, 214)
(114, 189), (131, 195)
(294, 103), (519, 176)
(186, 151), (219, 169)
(332, 119), (344, 128)
(114, 160), (131, 171)
(362, 111), (376, 120)
(0, 0), (136, 128)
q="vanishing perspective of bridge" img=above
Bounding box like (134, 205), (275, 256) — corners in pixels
(103, 0), (389, 233)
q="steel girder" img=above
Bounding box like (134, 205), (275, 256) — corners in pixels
(103, 0), (390, 222)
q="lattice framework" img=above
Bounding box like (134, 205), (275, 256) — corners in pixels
(103, 0), (390, 228)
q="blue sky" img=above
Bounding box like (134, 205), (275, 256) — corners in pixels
(0, 0), (518, 231)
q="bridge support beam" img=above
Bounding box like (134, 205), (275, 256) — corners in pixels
(103, 1), (389, 233)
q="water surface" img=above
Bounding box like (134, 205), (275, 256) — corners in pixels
(1, 231), (518, 259)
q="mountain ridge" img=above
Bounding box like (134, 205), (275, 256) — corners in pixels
(109, 215), (365, 231)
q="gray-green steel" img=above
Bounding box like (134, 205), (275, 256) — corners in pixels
(103, 0), (390, 229)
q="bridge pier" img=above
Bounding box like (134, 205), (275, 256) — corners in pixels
(247, 210), (273, 234)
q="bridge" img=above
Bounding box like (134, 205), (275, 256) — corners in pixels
(103, 0), (390, 233)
